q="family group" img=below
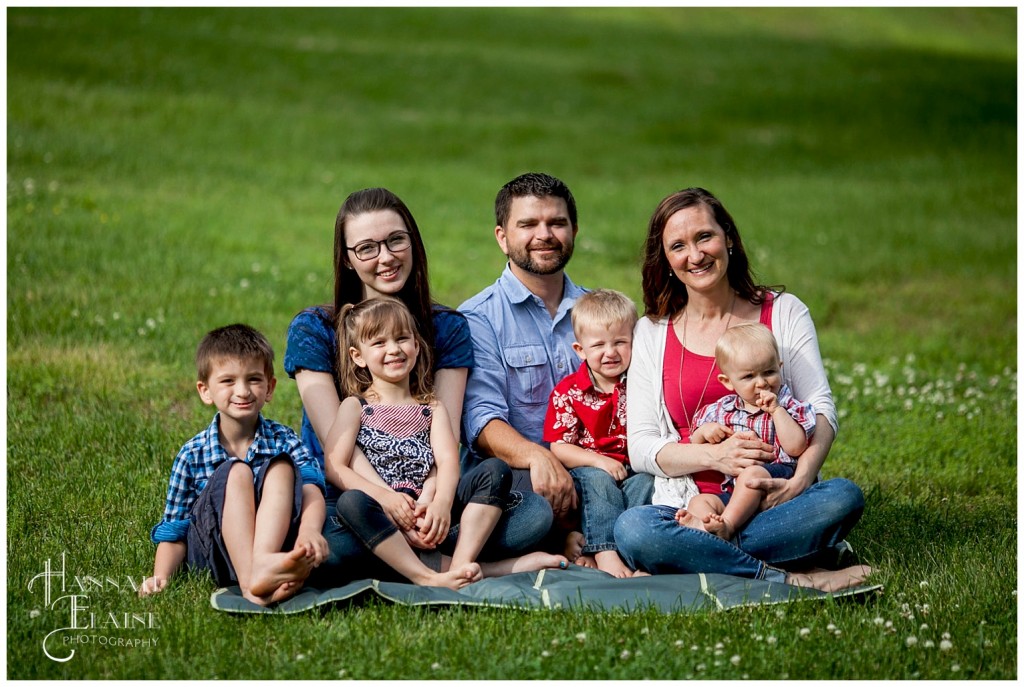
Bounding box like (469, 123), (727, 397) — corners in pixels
(140, 173), (871, 606)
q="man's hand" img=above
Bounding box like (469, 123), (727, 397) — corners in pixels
(529, 448), (577, 518)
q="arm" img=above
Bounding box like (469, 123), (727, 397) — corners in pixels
(418, 403), (460, 546)
(322, 397), (417, 530)
(476, 419), (577, 517)
(417, 366), (467, 506)
(690, 422), (732, 445)
(550, 442), (628, 481)
(767, 399), (809, 458)
(748, 416), (834, 510)
(139, 541), (187, 597)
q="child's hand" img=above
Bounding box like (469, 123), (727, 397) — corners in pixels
(380, 490), (418, 530)
(692, 422), (732, 444)
(419, 500), (452, 547)
(595, 455), (629, 482)
(138, 576), (167, 598)
(756, 390), (779, 414)
(402, 528), (436, 550)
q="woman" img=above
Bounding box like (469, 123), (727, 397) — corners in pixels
(614, 187), (870, 592)
(285, 188), (552, 584)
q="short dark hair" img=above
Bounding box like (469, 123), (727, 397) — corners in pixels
(494, 172), (577, 228)
(195, 324), (275, 382)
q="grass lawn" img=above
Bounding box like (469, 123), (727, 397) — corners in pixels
(6, 6), (1016, 679)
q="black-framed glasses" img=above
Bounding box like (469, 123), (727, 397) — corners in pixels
(346, 232), (412, 261)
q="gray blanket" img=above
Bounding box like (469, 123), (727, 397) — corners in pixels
(210, 565), (881, 615)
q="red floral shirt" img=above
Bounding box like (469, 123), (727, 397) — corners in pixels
(542, 361), (628, 464)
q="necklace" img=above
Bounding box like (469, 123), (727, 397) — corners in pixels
(677, 292), (736, 435)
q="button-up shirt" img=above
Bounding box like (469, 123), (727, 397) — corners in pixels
(543, 360), (628, 464)
(460, 264), (586, 458)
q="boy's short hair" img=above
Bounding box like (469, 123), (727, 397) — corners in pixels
(571, 289), (639, 339)
(195, 324), (275, 382)
(715, 322), (779, 370)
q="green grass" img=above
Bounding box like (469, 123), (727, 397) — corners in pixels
(7, 7), (1016, 679)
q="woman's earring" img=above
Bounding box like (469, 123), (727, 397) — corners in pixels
(728, 247), (733, 256)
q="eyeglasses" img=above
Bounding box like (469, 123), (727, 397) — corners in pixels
(346, 232), (412, 261)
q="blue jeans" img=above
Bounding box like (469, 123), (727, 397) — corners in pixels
(571, 467), (653, 553)
(614, 478), (864, 583)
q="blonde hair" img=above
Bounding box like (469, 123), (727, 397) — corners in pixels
(571, 289), (638, 339)
(337, 297), (434, 402)
(715, 322), (780, 371)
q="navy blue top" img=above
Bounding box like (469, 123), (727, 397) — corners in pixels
(284, 304), (474, 498)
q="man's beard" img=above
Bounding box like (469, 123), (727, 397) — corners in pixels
(508, 239), (574, 275)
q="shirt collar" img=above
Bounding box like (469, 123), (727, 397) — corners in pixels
(573, 360), (626, 395)
(498, 263), (585, 312)
(207, 413), (271, 460)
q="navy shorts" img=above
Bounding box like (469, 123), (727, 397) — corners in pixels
(186, 454), (303, 586)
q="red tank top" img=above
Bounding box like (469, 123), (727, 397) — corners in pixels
(662, 294), (775, 494)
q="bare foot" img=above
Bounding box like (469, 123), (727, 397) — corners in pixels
(674, 508), (708, 533)
(480, 551), (569, 577)
(595, 550), (634, 579)
(703, 513), (736, 541)
(574, 553), (598, 569)
(563, 531), (585, 561)
(786, 565), (873, 592)
(248, 545), (314, 599)
(631, 569), (652, 578)
(421, 562), (481, 590)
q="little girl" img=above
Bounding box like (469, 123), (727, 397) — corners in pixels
(325, 297), (565, 590)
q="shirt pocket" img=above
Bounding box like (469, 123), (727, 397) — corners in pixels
(503, 344), (549, 407)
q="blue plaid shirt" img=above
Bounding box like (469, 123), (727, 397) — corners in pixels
(150, 413), (325, 543)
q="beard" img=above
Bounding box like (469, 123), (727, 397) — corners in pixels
(507, 239), (574, 276)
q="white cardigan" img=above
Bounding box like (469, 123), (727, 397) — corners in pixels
(627, 292), (838, 507)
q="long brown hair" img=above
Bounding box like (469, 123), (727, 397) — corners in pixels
(332, 188), (436, 349)
(337, 297), (434, 403)
(641, 187), (779, 320)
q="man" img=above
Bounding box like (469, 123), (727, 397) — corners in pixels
(460, 172), (585, 521)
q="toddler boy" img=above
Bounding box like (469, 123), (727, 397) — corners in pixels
(141, 324), (328, 606)
(543, 289), (653, 578)
(676, 322), (816, 541)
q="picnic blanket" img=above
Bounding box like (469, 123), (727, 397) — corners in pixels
(210, 565), (881, 615)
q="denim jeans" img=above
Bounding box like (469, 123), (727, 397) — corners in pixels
(614, 478), (864, 582)
(571, 467), (653, 553)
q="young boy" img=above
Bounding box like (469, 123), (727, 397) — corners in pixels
(543, 289), (652, 578)
(675, 322), (816, 541)
(140, 324), (328, 606)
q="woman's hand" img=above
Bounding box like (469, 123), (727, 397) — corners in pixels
(712, 430), (774, 477)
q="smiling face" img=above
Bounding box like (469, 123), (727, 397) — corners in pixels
(662, 204), (733, 297)
(343, 209), (414, 299)
(496, 195), (577, 278)
(197, 356), (275, 427)
(717, 344), (783, 411)
(572, 319), (633, 392)
(349, 326), (421, 389)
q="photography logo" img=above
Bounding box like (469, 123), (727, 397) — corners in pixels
(27, 552), (159, 663)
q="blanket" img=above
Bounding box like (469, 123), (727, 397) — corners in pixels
(210, 565), (881, 615)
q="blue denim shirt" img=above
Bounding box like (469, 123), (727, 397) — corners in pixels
(459, 264), (586, 460)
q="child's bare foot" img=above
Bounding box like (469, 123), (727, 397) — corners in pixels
(703, 513), (736, 541)
(786, 565), (873, 592)
(421, 562), (481, 590)
(631, 569), (651, 578)
(248, 544), (314, 599)
(574, 553), (598, 569)
(563, 531), (585, 561)
(480, 551), (569, 577)
(594, 550), (634, 579)
(674, 508), (708, 532)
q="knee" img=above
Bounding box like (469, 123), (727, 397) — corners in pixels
(225, 460), (254, 486)
(572, 466), (617, 495)
(812, 478), (865, 522)
(736, 465), (769, 489)
(335, 489), (374, 520)
(613, 507), (647, 554)
(476, 458), (513, 494)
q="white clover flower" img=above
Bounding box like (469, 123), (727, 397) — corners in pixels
(714, 642), (724, 650)
(541, 650), (551, 658)
(951, 664), (960, 672)
(920, 623), (929, 631)
(799, 628), (810, 638)
(146, 318), (157, 329)
(641, 627), (650, 635)
(941, 632), (951, 640)
(29, 609), (41, 618)
(730, 655), (741, 666)
(673, 639), (684, 648)
(296, 654), (306, 661)
(696, 663), (706, 672)
(767, 636), (777, 645)
(251, 262), (262, 273)
(550, 638), (560, 647)
(239, 278), (250, 289)
(431, 663), (441, 670)
(576, 633), (587, 642)
(112, 312), (121, 320)
(619, 650), (631, 660)
(337, 669), (346, 677)
(826, 623), (836, 632)
(940, 640), (953, 651)
(873, 617), (885, 626)
(906, 636), (918, 647)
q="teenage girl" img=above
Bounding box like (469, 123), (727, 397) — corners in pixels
(325, 297), (566, 590)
